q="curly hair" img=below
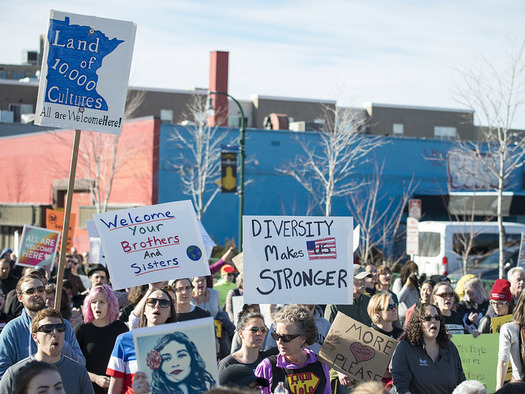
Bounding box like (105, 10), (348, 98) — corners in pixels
(138, 288), (177, 328)
(272, 304), (317, 346)
(82, 284), (120, 324)
(367, 292), (395, 324)
(151, 331), (215, 394)
(402, 303), (449, 348)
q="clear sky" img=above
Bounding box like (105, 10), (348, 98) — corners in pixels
(2, 1), (525, 125)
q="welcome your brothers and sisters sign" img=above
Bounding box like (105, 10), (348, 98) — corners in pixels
(242, 215), (353, 304)
(94, 200), (210, 290)
(35, 10), (136, 134)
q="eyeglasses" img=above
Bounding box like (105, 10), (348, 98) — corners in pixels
(379, 303), (398, 311)
(490, 300), (509, 307)
(271, 332), (301, 343)
(21, 286), (45, 295)
(435, 292), (455, 298)
(146, 298), (171, 308)
(247, 326), (269, 334)
(227, 273), (235, 277)
(37, 323), (67, 333)
(423, 314), (441, 322)
(174, 286), (192, 293)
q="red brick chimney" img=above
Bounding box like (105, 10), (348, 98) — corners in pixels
(208, 51), (229, 127)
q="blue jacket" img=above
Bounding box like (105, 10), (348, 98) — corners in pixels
(0, 309), (85, 378)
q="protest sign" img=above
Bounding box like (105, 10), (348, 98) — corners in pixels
(492, 314), (512, 334)
(133, 318), (218, 393)
(243, 215), (353, 304)
(46, 209), (75, 253)
(35, 10), (136, 134)
(17, 225), (60, 268)
(452, 334), (499, 393)
(94, 200), (209, 290)
(318, 313), (397, 383)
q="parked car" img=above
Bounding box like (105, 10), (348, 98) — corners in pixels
(448, 246), (521, 281)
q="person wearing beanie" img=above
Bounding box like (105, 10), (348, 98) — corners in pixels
(478, 279), (514, 334)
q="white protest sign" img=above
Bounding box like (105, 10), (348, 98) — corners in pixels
(243, 215), (353, 304)
(518, 232), (525, 269)
(94, 200), (210, 290)
(35, 10), (136, 134)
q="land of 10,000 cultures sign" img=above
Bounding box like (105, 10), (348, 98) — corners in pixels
(34, 10), (136, 134)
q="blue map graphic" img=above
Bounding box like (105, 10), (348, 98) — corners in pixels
(45, 17), (124, 111)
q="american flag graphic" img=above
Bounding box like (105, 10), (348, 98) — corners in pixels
(306, 237), (337, 260)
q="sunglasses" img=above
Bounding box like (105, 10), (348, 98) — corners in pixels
(271, 332), (301, 343)
(423, 314), (441, 322)
(37, 323), (67, 333)
(435, 292), (455, 298)
(379, 303), (398, 311)
(146, 298), (171, 308)
(247, 326), (269, 334)
(21, 286), (45, 295)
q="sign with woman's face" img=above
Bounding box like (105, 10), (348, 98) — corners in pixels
(133, 317), (218, 394)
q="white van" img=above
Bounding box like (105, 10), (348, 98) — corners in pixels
(413, 221), (525, 277)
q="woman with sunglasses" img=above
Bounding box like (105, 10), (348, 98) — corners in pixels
(75, 284), (128, 394)
(368, 292), (403, 388)
(218, 310), (277, 374)
(107, 288), (176, 394)
(479, 279), (514, 334)
(431, 282), (466, 335)
(391, 303), (465, 394)
(496, 288), (525, 389)
(255, 304), (330, 394)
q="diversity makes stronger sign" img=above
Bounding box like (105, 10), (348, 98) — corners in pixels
(242, 215), (353, 304)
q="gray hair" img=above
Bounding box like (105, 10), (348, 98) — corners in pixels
(508, 267), (525, 281)
(452, 380), (487, 394)
(451, 380), (486, 394)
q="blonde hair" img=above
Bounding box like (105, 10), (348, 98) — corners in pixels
(367, 292), (394, 324)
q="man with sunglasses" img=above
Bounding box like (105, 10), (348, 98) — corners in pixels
(0, 308), (94, 393)
(0, 274), (85, 379)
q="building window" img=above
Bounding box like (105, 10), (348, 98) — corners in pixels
(434, 126), (457, 140)
(393, 123), (404, 136)
(160, 109), (173, 123)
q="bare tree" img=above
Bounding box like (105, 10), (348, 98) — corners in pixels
(169, 95), (233, 220)
(346, 159), (418, 266)
(278, 106), (388, 216)
(455, 41), (525, 278)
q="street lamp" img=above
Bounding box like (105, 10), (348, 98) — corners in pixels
(207, 91), (246, 250)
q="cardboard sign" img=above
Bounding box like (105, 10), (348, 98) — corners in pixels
(46, 209), (76, 253)
(318, 313), (397, 383)
(133, 318), (218, 392)
(242, 215), (353, 304)
(451, 334), (499, 393)
(491, 314), (512, 334)
(35, 10), (136, 134)
(17, 225), (60, 268)
(94, 200), (210, 290)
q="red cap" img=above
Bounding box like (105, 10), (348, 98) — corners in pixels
(221, 264), (237, 275)
(491, 279), (512, 302)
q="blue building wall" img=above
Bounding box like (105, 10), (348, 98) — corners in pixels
(158, 125), (523, 247)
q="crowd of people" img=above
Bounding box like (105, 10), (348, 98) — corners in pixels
(0, 244), (525, 393)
